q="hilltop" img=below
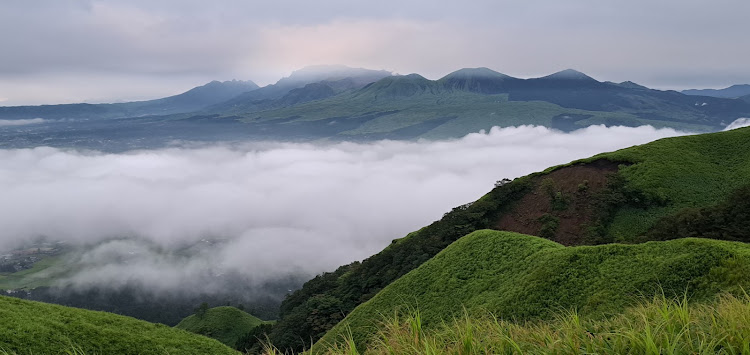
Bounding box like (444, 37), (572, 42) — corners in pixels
(0, 295), (237, 354)
(176, 306), (269, 348)
(318, 230), (750, 349)
(260, 127), (750, 352)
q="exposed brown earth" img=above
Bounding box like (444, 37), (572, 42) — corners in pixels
(495, 159), (621, 245)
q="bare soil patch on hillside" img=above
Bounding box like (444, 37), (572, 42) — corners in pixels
(495, 159), (621, 245)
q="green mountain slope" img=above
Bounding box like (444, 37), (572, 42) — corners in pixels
(263, 127), (750, 352)
(0, 295), (237, 354)
(209, 68), (750, 139)
(318, 230), (750, 349)
(176, 306), (268, 348)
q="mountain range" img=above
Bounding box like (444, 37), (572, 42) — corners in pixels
(1, 66), (750, 150)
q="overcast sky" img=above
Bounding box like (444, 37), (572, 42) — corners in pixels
(1, 0), (749, 105)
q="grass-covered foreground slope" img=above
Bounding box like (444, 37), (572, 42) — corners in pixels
(265, 127), (750, 352)
(0, 295), (237, 355)
(316, 294), (750, 354)
(199, 128), (750, 353)
(318, 230), (750, 349)
(176, 306), (268, 348)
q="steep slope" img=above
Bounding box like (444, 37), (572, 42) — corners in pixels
(353, 74), (443, 101)
(0, 80), (258, 120)
(0, 295), (237, 354)
(262, 127), (750, 352)
(683, 84), (750, 98)
(176, 306), (268, 348)
(318, 231), (750, 349)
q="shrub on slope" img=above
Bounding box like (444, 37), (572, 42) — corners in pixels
(175, 306), (267, 348)
(0, 296), (237, 355)
(318, 230), (750, 349)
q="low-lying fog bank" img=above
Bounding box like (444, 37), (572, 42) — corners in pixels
(0, 125), (688, 295)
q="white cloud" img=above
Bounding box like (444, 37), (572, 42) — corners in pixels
(0, 125), (688, 293)
(0, 118), (46, 127)
(724, 118), (750, 131)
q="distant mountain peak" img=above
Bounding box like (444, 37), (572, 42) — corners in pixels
(612, 81), (649, 90)
(441, 67), (514, 80)
(283, 65), (392, 84)
(542, 69), (597, 81)
(683, 84), (750, 99)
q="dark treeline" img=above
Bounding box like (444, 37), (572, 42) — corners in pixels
(645, 185), (750, 242)
(7, 275), (306, 326)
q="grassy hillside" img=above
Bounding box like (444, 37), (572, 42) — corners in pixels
(318, 230), (750, 350)
(176, 306), (268, 348)
(314, 293), (750, 354)
(0, 295), (237, 355)
(583, 126), (750, 240)
(263, 127), (750, 352)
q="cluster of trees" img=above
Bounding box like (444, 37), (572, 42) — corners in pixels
(646, 185), (750, 242)
(10, 285), (283, 326)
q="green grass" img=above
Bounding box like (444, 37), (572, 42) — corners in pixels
(579, 127), (750, 240)
(317, 230), (750, 350)
(175, 306), (269, 348)
(312, 293), (750, 354)
(0, 295), (238, 354)
(266, 127), (750, 352)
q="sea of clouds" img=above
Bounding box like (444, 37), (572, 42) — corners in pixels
(0, 125), (689, 293)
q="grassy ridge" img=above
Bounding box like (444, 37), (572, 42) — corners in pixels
(313, 294), (750, 354)
(176, 306), (268, 348)
(0, 296), (237, 355)
(318, 230), (750, 349)
(584, 127), (750, 240)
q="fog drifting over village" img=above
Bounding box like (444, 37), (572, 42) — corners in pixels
(0, 125), (689, 294)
